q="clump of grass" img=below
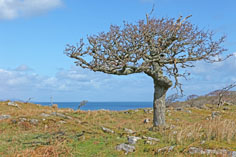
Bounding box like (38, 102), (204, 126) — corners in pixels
(161, 118), (236, 146)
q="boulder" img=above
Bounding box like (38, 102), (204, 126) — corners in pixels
(8, 102), (21, 109)
(157, 146), (175, 154)
(124, 128), (135, 134)
(116, 143), (135, 154)
(51, 112), (72, 119)
(40, 113), (50, 117)
(0, 115), (11, 120)
(127, 136), (141, 144)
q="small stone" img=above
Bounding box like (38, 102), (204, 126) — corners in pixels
(19, 118), (27, 122)
(157, 146), (175, 153)
(189, 147), (202, 154)
(146, 137), (160, 142)
(201, 140), (206, 145)
(101, 127), (114, 133)
(185, 110), (192, 113)
(144, 108), (153, 113)
(144, 118), (150, 123)
(124, 128), (135, 134)
(211, 111), (220, 119)
(145, 140), (155, 145)
(124, 111), (130, 114)
(29, 119), (39, 125)
(116, 143), (135, 154)
(127, 136), (141, 145)
(58, 121), (66, 124)
(172, 131), (177, 135)
(0, 115), (11, 120)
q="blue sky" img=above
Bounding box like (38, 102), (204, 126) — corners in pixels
(0, 0), (235, 102)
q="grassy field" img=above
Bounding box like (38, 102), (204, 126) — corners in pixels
(1, 99), (236, 156)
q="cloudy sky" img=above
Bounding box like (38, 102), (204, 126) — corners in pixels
(0, 0), (235, 102)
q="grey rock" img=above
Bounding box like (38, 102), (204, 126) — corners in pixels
(124, 128), (135, 134)
(101, 127), (114, 133)
(143, 108), (153, 113)
(232, 151), (236, 157)
(189, 147), (230, 155)
(127, 136), (141, 144)
(51, 112), (72, 119)
(29, 119), (39, 125)
(40, 113), (50, 117)
(8, 102), (21, 109)
(116, 143), (135, 154)
(19, 118), (27, 122)
(200, 140), (206, 145)
(185, 110), (192, 113)
(145, 140), (155, 145)
(58, 121), (66, 124)
(0, 115), (11, 120)
(124, 111), (130, 114)
(147, 137), (160, 142)
(211, 111), (220, 119)
(157, 146), (175, 153)
(144, 118), (150, 123)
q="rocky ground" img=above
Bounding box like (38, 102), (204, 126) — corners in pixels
(1, 96), (236, 156)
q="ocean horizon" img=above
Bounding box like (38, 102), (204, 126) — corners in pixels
(35, 101), (153, 111)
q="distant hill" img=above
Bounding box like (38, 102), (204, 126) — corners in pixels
(168, 91), (236, 108)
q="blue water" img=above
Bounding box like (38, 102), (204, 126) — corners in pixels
(35, 102), (153, 111)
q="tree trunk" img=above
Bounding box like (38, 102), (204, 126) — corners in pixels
(153, 76), (172, 127)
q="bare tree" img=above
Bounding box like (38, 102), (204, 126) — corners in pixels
(217, 82), (236, 107)
(78, 100), (88, 110)
(186, 94), (199, 107)
(65, 14), (231, 127)
(166, 93), (182, 106)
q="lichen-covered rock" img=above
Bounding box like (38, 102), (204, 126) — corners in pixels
(8, 102), (21, 109)
(188, 147), (231, 155)
(101, 127), (114, 133)
(0, 115), (11, 120)
(157, 146), (175, 154)
(51, 112), (72, 119)
(211, 111), (220, 119)
(127, 136), (141, 144)
(116, 143), (135, 154)
(29, 119), (39, 125)
(124, 128), (135, 134)
(40, 113), (50, 117)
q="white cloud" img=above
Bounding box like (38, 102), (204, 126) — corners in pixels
(0, 54), (235, 102)
(0, 0), (63, 20)
(0, 65), (153, 101)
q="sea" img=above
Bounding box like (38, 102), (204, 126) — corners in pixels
(35, 102), (153, 111)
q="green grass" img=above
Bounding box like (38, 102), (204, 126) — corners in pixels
(1, 100), (236, 156)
